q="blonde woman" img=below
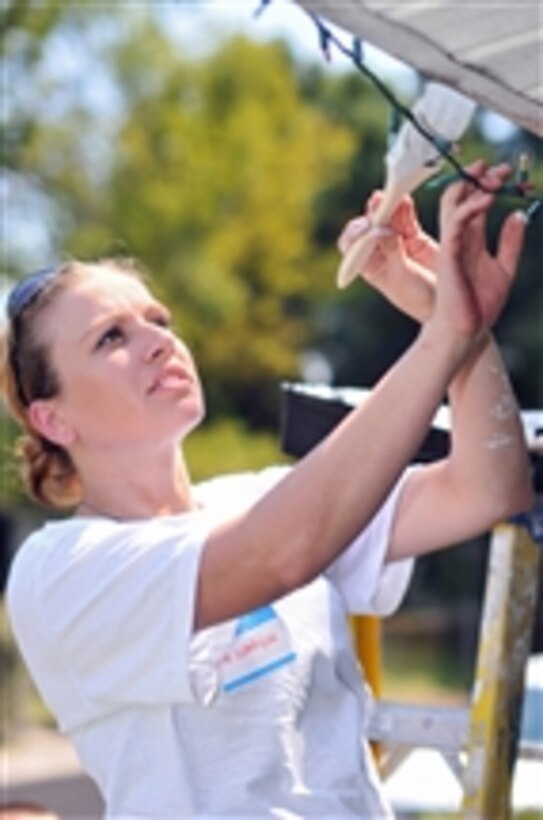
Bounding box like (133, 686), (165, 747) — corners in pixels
(3, 162), (532, 818)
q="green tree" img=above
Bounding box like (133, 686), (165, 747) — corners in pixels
(6, 9), (357, 427)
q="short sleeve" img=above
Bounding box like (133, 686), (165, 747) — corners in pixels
(37, 515), (209, 716)
(326, 470), (417, 616)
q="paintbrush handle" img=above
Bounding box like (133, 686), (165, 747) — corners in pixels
(336, 163), (439, 289)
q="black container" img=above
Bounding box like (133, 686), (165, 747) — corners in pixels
(279, 382), (451, 463)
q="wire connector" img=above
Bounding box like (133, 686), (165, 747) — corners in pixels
(352, 37), (364, 67)
(525, 198), (543, 224)
(317, 21), (332, 61)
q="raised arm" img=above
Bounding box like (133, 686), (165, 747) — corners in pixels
(195, 162), (530, 630)
(340, 161), (534, 561)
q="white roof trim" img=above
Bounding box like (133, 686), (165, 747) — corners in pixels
(296, 0), (543, 136)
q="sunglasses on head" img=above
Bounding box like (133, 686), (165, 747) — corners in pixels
(7, 266), (61, 323)
(6, 266), (64, 407)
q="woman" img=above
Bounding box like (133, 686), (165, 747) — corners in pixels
(3, 162), (533, 818)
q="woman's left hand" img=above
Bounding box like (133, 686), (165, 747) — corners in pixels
(435, 161), (526, 339)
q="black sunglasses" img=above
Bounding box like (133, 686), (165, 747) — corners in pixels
(7, 266), (63, 407)
(7, 266), (61, 323)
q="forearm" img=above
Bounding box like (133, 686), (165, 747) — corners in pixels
(246, 325), (464, 579)
(384, 336), (533, 564)
(446, 333), (533, 517)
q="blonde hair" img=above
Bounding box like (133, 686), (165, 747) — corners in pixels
(0, 258), (145, 509)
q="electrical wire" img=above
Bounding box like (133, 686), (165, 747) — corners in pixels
(254, 0), (543, 222)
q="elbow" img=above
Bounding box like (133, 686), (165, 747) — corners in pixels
(506, 480), (535, 519)
(487, 469), (535, 525)
(460, 463), (535, 534)
(506, 456), (536, 518)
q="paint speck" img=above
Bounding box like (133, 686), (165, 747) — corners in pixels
(484, 432), (515, 450)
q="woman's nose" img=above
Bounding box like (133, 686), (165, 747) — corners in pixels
(144, 324), (176, 363)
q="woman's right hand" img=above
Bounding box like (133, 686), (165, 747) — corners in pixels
(338, 193), (437, 323)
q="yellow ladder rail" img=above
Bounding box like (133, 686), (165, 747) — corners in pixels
(351, 615), (382, 698)
(461, 520), (541, 819)
(360, 516), (541, 817)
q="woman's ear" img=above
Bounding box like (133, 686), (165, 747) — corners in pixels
(27, 399), (76, 448)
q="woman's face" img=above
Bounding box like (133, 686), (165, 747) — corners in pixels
(34, 267), (205, 453)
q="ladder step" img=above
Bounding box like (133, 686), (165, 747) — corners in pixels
(368, 700), (469, 751)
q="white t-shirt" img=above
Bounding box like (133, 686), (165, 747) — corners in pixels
(7, 466), (414, 819)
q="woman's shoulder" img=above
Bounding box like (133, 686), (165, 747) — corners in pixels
(5, 519), (84, 631)
(6, 517), (102, 593)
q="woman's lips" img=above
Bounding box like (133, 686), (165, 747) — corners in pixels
(148, 364), (191, 394)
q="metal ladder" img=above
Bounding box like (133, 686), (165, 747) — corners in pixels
(355, 512), (542, 818)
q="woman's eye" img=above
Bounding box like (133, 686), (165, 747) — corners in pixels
(152, 313), (171, 329)
(96, 325), (124, 349)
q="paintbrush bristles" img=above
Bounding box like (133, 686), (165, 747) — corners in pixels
(386, 83), (477, 181)
(415, 83), (477, 141)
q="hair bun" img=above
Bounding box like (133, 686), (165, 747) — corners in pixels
(17, 433), (82, 509)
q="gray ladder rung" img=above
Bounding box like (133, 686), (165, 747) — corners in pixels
(368, 700), (470, 751)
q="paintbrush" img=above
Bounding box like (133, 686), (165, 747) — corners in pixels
(337, 82), (476, 289)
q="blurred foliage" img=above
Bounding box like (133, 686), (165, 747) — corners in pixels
(184, 416), (289, 481)
(0, 416), (21, 507)
(0, 597), (18, 742)
(1, 1), (542, 518)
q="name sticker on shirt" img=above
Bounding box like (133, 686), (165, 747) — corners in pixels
(220, 605), (297, 693)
